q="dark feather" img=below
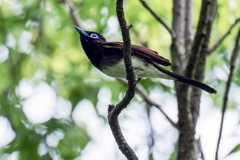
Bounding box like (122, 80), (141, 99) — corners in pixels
(101, 42), (172, 66)
(152, 62), (217, 94)
(75, 27), (217, 94)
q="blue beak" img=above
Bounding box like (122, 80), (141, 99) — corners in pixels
(74, 26), (89, 37)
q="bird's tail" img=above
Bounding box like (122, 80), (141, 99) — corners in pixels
(153, 63), (217, 94)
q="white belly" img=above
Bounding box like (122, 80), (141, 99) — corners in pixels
(101, 56), (175, 80)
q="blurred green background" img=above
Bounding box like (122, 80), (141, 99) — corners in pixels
(0, 0), (239, 159)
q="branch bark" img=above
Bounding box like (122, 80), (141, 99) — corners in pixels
(62, 0), (137, 158)
(185, 0), (211, 79)
(190, 0), (217, 127)
(184, 0), (193, 59)
(207, 18), (240, 54)
(108, 105), (138, 160)
(107, 0), (138, 159)
(64, 0), (82, 27)
(176, 0), (216, 159)
(171, 0), (185, 75)
(215, 28), (240, 160)
(189, 1), (217, 156)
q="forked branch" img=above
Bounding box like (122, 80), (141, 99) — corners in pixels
(62, 0), (138, 158)
(107, 0), (138, 159)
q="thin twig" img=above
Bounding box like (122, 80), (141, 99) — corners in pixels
(215, 28), (240, 160)
(139, 0), (176, 38)
(136, 84), (178, 128)
(208, 18), (240, 54)
(107, 0), (138, 159)
(139, 0), (183, 74)
(145, 104), (154, 160)
(197, 137), (205, 160)
(117, 79), (178, 128)
(63, 0), (82, 27)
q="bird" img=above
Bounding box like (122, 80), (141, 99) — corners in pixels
(74, 26), (217, 94)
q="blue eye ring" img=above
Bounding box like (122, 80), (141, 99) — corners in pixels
(90, 33), (98, 38)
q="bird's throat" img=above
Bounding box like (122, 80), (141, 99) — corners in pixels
(81, 41), (103, 68)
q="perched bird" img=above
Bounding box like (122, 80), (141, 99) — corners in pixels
(74, 26), (216, 94)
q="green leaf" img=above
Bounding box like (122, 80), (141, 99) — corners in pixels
(228, 144), (240, 155)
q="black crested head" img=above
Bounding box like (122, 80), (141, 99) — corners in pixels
(74, 26), (107, 68)
(74, 26), (106, 44)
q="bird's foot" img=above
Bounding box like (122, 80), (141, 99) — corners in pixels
(134, 78), (142, 86)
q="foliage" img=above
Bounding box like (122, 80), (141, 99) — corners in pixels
(0, 0), (239, 159)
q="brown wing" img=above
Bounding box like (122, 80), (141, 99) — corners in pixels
(101, 42), (172, 66)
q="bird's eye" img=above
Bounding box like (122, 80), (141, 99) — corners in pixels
(90, 33), (98, 38)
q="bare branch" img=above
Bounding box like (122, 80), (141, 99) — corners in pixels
(108, 105), (138, 160)
(138, 0), (184, 74)
(136, 84), (178, 128)
(62, 0), (137, 158)
(145, 104), (154, 160)
(185, 0), (212, 79)
(63, 0), (82, 27)
(215, 28), (240, 160)
(191, 0), (217, 127)
(115, 0), (135, 87)
(171, 0), (185, 75)
(197, 137), (205, 160)
(107, 0), (138, 159)
(184, 0), (193, 59)
(139, 0), (176, 38)
(108, 0), (136, 118)
(117, 79), (178, 128)
(176, 1), (215, 159)
(208, 18), (240, 54)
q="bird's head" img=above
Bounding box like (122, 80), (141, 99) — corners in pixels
(74, 26), (106, 44)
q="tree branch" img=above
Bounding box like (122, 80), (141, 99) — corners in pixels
(108, 105), (138, 160)
(176, 1), (214, 159)
(117, 79), (178, 128)
(62, 0), (137, 158)
(62, 0), (82, 27)
(188, 2), (217, 158)
(171, 0), (185, 75)
(107, 0), (138, 159)
(197, 137), (205, 160)
(135, 83), (178, 128)
(190, 0), (217, 128)
(139, 0), (176, 38)
(184, 0), (193, 59)
(185, 0), (211, 79)
(215, 28), (240, 160)
(145, 104), (154, 160)
(207, 18), (240, 54)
